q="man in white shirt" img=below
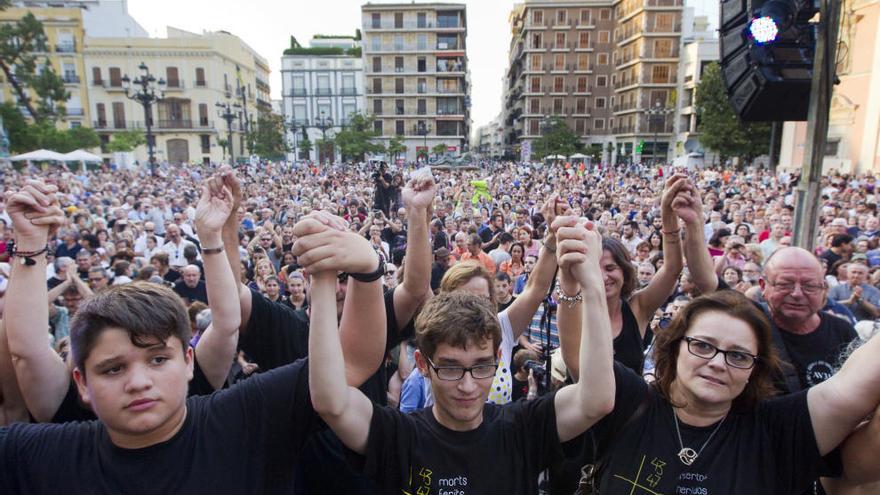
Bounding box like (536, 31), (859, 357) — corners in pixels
(160, 224), (197, 269)
(133, 221), (164, 256)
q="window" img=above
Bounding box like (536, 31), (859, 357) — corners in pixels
(555, 32), (566, 49)
(373, 78), (383, 94)
(437, 34), (458, 50)
(556, 10), (567, 25)
(394, 35), (404, 51)
(437, 121), (459, 136)
(198, 103), (208, 126)
(316, 74), (331, 95)
(532, 33), (543, 49)
(109, 67), (122, 86)
(417, 99), (427, 115)
(95, 103), (106, 126)
(553, 98), (563, 114)
(437, 78), (459, 93)
(371, 36), (381, 51)
(342, 104), (356, 124)
(166, 67), (180, 88)
(825, 140), (840, 156)
(530, 76), (541, 92)
(580, 9), (592, 24)
(417, 12), (427, 28)
(530, 54), (542, 71)
(529, 119), (540, 135)
(395, 56), (404, 72)
(395, 99), (405, 115)
(293, 104), (307, 125)
(575, 119), (585, 134)
(396, 120), (405, 135)
(598, 53), (608, 65)
(578, 53), (590, 70)
(600, 8), (611, 20)
(374, 120), (383, 134)
(395, 13), (404, 28)
(371, 13), (381, 29)
(576, 98), (587, 113)
(395, 78), (404, 94)
(530, 98), (540, 113)
(655, 13), (674, 32)
(596, 75), (607, 87)
(437, 97), (460, 115)
(417, 77), (427, 94)
(373, 99), (383, 115)
(595, 97), (606, 108)
(437, 12), (459, 28)
(653, 39), (673, 58)
(579, 32), (591, 49)
(292, 76), (306, 95)
(532, 10), (543, 25)
(598, 31), (609, 43)
(373, 56), (382, 72)
(554, 54), (565, 71)
(594, 118), (605, 129)
(341, 74), (355, 94)
(418, 57), (426, 72)
(112, 102), (125, 128)
(201, 135), (211, 154)
(417, 34), (428, 50)
(195, 68), (205, 86)
(92, 67), (102, 85)
(577, 76), (588, 92)
(652, 65), (671, 83)
(553, 76), (564, 92)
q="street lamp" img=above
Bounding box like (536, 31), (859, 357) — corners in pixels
(414, 121), (432, 162)
(645, 101), (672, 166)
(216, 101), (241, 165)
(314, 111), (334, 163)
(284, 118), (305, 161)
(121, 62), (165, 174)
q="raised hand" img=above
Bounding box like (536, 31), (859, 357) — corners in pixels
(670, 178), (705, 226)
(554, 216), (603, 290)
(195, 183), (234, 235)
(660, 174), (688, 217)
(402, 168), (437, 211)
(5, 180), (66, 247)
(292, 215), (378, 275)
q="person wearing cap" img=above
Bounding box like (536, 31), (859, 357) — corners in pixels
(829, 261), (880, 322)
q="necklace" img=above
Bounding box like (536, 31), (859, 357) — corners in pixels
(672, 406), (727, 466)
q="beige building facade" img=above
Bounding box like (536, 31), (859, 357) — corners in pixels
(84, 27), (271, 165)
(779, 0), (880, 175)
(361, 2), (470, 161)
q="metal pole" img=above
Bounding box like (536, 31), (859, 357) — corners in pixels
(793, 0), (842, 250)
(144, 100), (155, 174)
(227, 114), (235, 165)
(768, 121), (779, 171)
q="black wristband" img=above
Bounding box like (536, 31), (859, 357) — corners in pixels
(348, 256), (386, 283)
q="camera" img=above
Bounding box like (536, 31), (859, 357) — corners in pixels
(523, 359), (546, 381)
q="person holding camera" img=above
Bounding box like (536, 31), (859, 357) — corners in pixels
(372, 162), (392, 217)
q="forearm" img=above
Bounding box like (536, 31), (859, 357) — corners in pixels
(47, 278), (71, 303)
(556, 274), (582, 382)
(340, 278), (386, 387)
(576, 283), (615, 416)
(220, 218), (250, 329)
(841, 409), (880, 483)
(683, 219), (718, 293)
(309, 273), (350, 417)
(397, 205), (432, 324)
(507, 244), (558, 336)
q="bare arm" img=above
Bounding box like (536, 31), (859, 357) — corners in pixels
(391, 176), (436, 333)
(506, 243), (557, 338)
(5, 182), (70, 422)
(192, 181), (242, 390)
(553, 218), (615, 441)
(216, 167), (253, 333)
(0, 319), (30, 426)
(838, 406), (880, 484)
(676, 179), (718, 294)
(308, 271), (374, 454)
(808, 332), (880, 456)
(47, 276), (73, 303)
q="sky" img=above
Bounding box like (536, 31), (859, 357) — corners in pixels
(127, 0), (720, 129)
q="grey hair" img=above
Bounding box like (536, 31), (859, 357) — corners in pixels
(195, 308), (213, 334)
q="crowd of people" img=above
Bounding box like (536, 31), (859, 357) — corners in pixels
(0, 158), (878, 494)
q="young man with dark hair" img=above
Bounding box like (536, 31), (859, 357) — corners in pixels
(306, 215), (614, 493)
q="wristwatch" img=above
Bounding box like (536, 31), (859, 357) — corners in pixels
(348, 256), (386, 283)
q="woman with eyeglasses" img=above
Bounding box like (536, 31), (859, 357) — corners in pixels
(555, 221), (880, 494)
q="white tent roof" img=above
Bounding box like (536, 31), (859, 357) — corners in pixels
(570, 153), (588, 159)
(9, 149), (67, 161)
(63, 149), (103, 162)
(546, 154), (567, 159)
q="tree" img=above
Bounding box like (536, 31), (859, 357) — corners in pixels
(432, 143), (448, 157)
(106, 130), (146, 153)
(332, 112), (384, 162)
(531, 117), (583, 159)
(298, 127), (313, 160)
(0, 102), (100, 152)
(252, 113), (288, 159)
(387, 135), (405, 161)
(695, 62), (772, 165)
(0, 12), (69, 121)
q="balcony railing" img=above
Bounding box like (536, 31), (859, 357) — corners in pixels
(366, 21), (441, 30)
(62, 74), (80, 84)
(165, 80), (185, 90)
(291, 88), (307, 96)
(340, 87), (357, 96)
(67, 107), (84, 116)
(315, 88), (332, 96)
(55, 42), (76, 53)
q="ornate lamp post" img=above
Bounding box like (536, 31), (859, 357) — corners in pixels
(645, 101), (673, 166)
(121, 62), (165, 174)
(314, 111), (334, 163)
(216, 101), (241, 165)
(414, 121), (432, 162)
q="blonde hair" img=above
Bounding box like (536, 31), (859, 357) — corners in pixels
(439, 261), (496, 306)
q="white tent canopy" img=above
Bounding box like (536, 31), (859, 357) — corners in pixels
(546, 154), (567, 159)
(569, 153), (588, 159)
(9, 149), (67, 161)
(63, 149), (103, 162)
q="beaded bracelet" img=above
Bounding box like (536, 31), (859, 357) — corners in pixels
(12, 245), (49, 266)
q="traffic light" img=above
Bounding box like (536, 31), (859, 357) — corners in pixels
(719, 0), (819, 121)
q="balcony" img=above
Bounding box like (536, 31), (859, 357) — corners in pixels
(105, 80), (125, 91)
(55, 42), (76, 53)
(157, 119), (196, 129)
(165, 80), (185, 90)
(340, 87), (358, 96)
(195, 79), (207, 88)
(436, 86), (462, 94)
(62, 74), (80, 84)
(290, 88), (307, 96)
(436, 41), (461, 51)
(314, 88), (333, 96)
(67, 107), (84, 116)
(437, 107), (462, 116)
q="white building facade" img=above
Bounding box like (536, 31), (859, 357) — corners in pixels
(672, 12), (718, 167)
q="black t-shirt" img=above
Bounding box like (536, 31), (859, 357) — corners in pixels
(172, 280), (208, 305)
(354, 392), (560, 494)
(819, 250), (843, 276)
(163, 269), (181, 285)
(2, 360), (318, 494)
(51, 356), (216, 423)
(614, 299), (645, 374)
(497, 296), (516, 313)
(576, 363), (834, 494)
(775, 312), (857, 391)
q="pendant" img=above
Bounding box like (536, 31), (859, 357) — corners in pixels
(678, 447), (698, 466)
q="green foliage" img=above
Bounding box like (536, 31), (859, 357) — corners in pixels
(531, 117), (583, 159)
(313, 34), (356, 40)
(432, 143), (448, 156)
(289, 36), (301, 49)
(252, 113), (288, 159)
(283, 46), (343, 56)
(386, 135), (406, 159)
(299, 129), (313, 158)
(346, 47), (361, 57)
(695, 62), (772, 164)
(0, 101), (37, 152)
(106, 130), (146, 153)
(332, 112), (384, 162)
(354, 29), (362, 41)
(0, 12), (69, 121)
(0, 102), (99, 152)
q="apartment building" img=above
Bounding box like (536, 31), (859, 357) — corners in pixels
(502, 0), (617, 159)
(0, 1), (96, 129)
(85, 27), (271, 165)
(611, 0), (683, 164)
(361, 2), (470, 161)
(281, 36), (364, 163)
(672, 13), (718, 165)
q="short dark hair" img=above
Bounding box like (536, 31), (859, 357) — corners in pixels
(498, 232), (515, 244)
(415, 291), (501, 360)
(603, 237), (637, 298)
(70, 281), (190, 375)
(831, 234), (854, 247)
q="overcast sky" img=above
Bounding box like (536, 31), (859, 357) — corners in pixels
(127, 0), (719, 129)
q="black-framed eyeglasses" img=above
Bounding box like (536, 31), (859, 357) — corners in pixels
(682, 337), (758, 370)
(766, 280), (825, 295)
(425, 356), (498, 381)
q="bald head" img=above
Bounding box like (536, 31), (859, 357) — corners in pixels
(182, 264), (201, 287)
(763, 247), (823, 280)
